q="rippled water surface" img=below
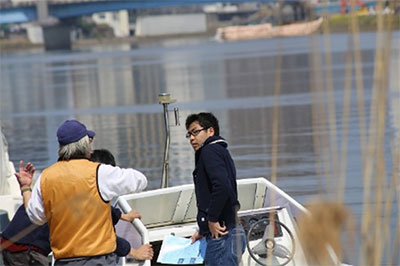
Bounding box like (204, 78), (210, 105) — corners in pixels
(1, 32), (399, 261)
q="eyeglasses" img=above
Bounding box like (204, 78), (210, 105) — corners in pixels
(185, 128), (208, 139)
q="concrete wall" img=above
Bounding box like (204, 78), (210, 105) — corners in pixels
(24, 23), (44, 44)
(135, 13), (206, 37)
(92, 10), (130, 37)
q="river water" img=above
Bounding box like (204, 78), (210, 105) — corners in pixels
(1, 31), (399, 263)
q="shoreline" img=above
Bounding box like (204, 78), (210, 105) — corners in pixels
(0, 31), (216, 52)
(1, 15), (399, 52)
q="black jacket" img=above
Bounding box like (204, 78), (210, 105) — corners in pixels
(2, 205), (130, 257)
(193, 136), (240, 236)
(1, 205), (51, 255)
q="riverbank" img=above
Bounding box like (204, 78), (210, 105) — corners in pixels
(326, 13), (400, 32)
(1, 14), (399, 52)
(0, 30), (216, 52)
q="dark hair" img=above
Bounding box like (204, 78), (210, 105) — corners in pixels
(90, 149), (116, 166)
(185, 112), (220, 136)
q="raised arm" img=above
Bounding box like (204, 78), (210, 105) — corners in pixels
(14, 160), (35, 208)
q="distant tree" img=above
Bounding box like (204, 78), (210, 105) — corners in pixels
(77, 17), (96, 38)
(91, 24), (114, 39)
(76, 17), (113, 39)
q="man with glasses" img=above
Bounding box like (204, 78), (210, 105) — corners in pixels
(185, 112), (245, 266)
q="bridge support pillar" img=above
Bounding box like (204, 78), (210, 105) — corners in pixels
(25, 23), (71, 50)
(25, 0), (72, 50)
(42, 24), (71, 50)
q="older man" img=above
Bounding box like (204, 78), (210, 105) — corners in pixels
(15, 120), (148, 265)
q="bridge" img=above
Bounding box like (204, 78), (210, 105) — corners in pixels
(1, 0), (287, 24)
(0, 0), (378, 24)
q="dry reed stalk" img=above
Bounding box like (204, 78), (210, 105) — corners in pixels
(337, 44), (353, 203)
(392, 221), (400, 265)
(372, 0), (394, 263)
(0, 223), (38, 251)
(321, 0), (341, 196)
(309, 34), (326, 195)
(345, 2), (371, 263)
(312, 0), (336, 196)
(350, 1), (367, 166)
(267, 36), (283, 266)
(359, 0), (385, 262)
(393, 158), (400, 265)
(383, 138), (400, 263)
(375, 1), (397, 262)
(270, 38), (283, 189)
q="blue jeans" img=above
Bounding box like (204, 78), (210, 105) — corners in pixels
(205, 225), (246, 266)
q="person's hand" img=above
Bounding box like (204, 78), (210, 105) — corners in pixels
(15, 160), (35, 189)
(190, 230), (203, 244)
(208, 221), (228, 239)
(121, 210), (141, 222)
(129, 244), (153, 260)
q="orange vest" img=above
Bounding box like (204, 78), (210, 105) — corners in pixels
(40, 159), (116, 259)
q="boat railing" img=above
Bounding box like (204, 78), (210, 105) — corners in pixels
(115, 177), (307, 265)
(117, 177), (306, 228)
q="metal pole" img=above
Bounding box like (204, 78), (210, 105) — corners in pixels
(158, 93), (176, 188)
(161, 102), (170, 188)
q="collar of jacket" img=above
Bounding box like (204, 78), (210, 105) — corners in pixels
(203, 135), (228, 148)
(195, 136), (228, 159)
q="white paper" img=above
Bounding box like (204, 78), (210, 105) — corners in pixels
(157, 234), (207, 264)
